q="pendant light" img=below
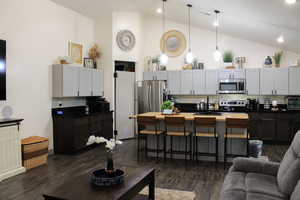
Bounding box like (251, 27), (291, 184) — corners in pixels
(213, 10), (222, 62)
(159, 0), (168, 66)
(185, 4), (194, 64)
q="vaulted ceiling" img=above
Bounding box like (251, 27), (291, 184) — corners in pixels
(51, 0), (300, 53)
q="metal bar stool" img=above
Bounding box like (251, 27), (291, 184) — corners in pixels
(137, 116), (164, 161)
(194, 117), (218, 163)
(164, 116), (192, 162)
(224, 118), (250, 167)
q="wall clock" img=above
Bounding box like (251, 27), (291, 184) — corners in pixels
(116, 30), (136, 52)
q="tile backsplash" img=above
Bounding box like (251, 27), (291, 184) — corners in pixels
(172, 95), (287, 104)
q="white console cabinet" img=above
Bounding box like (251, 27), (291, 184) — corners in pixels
(0, 120), (25, 181)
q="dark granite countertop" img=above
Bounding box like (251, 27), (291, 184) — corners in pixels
(0, 118), (23, 125)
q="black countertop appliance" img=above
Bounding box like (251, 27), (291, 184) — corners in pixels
(86, 97), (110, 114)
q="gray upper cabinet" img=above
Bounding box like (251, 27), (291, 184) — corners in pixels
(246, 69), (260, 95)
(53, 65), (104, 98)
(289, 68), (300, 95)
(167, 71), (181, 95)
(260, 69), (274, 95)
(274, 68), (289, 95)
(193, 70), (205, 95)
(53, 64), (79, 97)
(92, 69), (104, 96)
(205, 69), (218, 95)
(260, 68), (289, 95)
(143, 71), (167, 81)
(79, 68), (93, 97)
(180, 71), (193, 95)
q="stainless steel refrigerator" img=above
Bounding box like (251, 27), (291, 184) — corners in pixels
(136, 81), (167, 114)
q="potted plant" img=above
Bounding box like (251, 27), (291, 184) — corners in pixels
(161, 100), (173, 114)
(223, 51), (234, 68)
(86, 136), (125, 186)
(273, 51), (283, 68)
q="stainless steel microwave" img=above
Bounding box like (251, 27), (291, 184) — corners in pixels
(218, 79), (246, 94)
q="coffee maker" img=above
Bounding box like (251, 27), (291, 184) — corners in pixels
(247, 99), (259, 111)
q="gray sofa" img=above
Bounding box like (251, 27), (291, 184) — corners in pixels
(220, 131), (300, 200)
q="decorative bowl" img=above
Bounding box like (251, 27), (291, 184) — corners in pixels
(91, 169), (125, 187)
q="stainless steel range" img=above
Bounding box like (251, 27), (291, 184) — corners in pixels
(219, 100), (247, 112)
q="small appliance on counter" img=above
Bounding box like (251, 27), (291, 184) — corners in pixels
(219, 100), (247, 112)
(287, 97), (300, 110)
(86, 97), (110, 114)
(263, 98), (272, 110)
(271, 100), (279, 112)
(246, 98), (259, 111)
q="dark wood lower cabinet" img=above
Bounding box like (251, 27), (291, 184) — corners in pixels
(249, 112), (300, 143)
(53, 112), (113, 154)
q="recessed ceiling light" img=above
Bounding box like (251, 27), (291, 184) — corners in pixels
(277, 35), (285, 43)
(156, 8), (163, 14)
(285, 0), (297, 4)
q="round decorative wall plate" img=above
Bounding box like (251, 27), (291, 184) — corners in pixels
(160, 30), (187, 57)
(116, 30), (136, 52)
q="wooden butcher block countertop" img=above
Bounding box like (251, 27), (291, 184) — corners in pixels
(129, 112), (248, 121)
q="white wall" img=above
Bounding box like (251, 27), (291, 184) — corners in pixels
(143, 17), (300, 73)
(112, 12), (144, 80)
(0, 0), (95, 149)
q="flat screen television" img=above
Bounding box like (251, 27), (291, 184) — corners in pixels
(0, 40), (6, 101)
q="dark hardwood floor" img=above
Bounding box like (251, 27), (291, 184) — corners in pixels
(0, 139), (288, 200)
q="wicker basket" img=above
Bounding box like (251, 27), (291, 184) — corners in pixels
(21, 136), (49, 170)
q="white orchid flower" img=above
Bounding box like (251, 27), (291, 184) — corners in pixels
(86, 135), (96, 146)
(95, 137), (108, 144)
(105, 141), (116, 150)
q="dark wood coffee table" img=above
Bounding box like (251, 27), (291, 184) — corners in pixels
(43, 167), (155, 200)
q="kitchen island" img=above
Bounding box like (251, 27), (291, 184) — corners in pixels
(131, 112), (249, 162)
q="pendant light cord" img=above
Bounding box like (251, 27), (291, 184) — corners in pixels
(162, 0), (166, 54)
(188, 6), (191, 52)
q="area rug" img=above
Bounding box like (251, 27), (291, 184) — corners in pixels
(137, 187), (196, 200)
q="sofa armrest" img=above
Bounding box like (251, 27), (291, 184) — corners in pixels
(231, 157), (280, 177)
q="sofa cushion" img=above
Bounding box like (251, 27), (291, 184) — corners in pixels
(247, 192), (286, 200)
(277, 131), (300, 196)
(220, 171), (287, 200)
(291, 180), (300, 200)
(246, 173), (285, 199)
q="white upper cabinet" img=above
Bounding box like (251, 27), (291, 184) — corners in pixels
(219, 69), (245, 80)
(53, 65), (105, 98)
(143, 72), (155, 81)
(143, 71), (167, 81)
(289, 68), (300, 95)
(53, 65), (79, 97)
(193, 70), (205, 95)
(155, 71), (168, 80)
(180, 71), (193, 94)
(274, 68), (289, 95)
(92, 69), (104, 96)
(79, 68), (93, 97)
(260, 68), (289, 95)
(167, 71), (181, 95)
(62, 66), (79, 97)
(245, 69), (260, 95)
(205, 69), (218, 95)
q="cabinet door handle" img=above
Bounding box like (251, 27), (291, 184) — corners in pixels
(91, 91), (93, 96)
(77, 91), (80, 96)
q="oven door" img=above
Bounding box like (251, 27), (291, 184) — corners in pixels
(218, 80), (245, 94)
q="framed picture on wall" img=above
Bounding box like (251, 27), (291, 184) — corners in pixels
(84, 58), (94, 68)
(68, 41), (83, 64)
